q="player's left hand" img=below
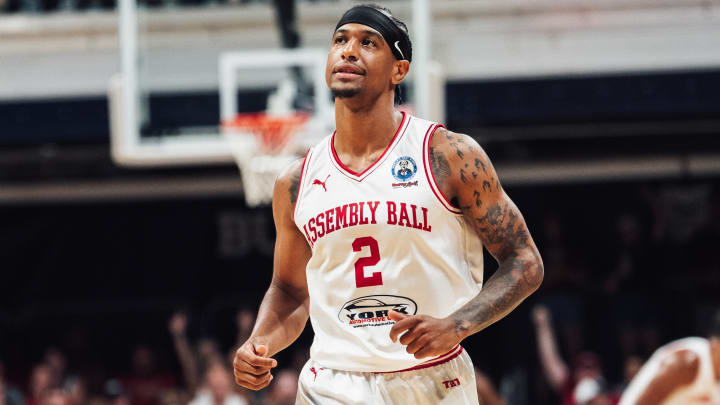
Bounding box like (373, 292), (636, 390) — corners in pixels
(388, 310), (463, 359)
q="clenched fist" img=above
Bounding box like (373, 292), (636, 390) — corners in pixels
(233, 341), (277, 390)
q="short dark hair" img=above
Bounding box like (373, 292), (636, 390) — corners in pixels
(356, 4), (412, 104)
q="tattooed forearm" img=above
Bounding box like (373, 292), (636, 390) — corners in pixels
(451, 251), (543, 338)
(452, 194), (541, 337)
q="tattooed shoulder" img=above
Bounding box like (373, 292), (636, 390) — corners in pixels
(289, 172), (301, 204)
(288, 160), (303, 204)
(274, 158), (304, 205)
(428, 128), (453, 197)
(430, 127), (494, 187)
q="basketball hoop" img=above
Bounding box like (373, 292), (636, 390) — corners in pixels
(222, 112), (310, 207)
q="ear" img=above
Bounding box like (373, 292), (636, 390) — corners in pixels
(391, 60), (411, 85)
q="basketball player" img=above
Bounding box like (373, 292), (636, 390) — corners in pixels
(232, 5), (544, 404)
(619, 311), (720, 405)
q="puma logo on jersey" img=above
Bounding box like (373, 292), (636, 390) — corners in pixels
(309, 366), (324, 381)
(442, 378), (461, 389)
(312, 175), (330, 192)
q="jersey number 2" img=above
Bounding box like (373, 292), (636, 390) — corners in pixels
(352, 236), (382, 287)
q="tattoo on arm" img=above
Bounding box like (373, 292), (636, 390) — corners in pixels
(446, 130), (466, 159)
(428, 146), (452, 190)
(288, 166), (302, 204)
(472, 202), (529, 252)
(454, 192), (539, 336)
(474, 157), (486, 174)
(432, 129), (543, 338)
(452, 251), (541, 337)
(473, 190), (481, 208)
(482, 180), (492, 193)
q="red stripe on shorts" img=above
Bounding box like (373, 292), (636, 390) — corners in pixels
(374, 345), (463, 374)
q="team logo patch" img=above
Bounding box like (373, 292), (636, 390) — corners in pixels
(338, 295), (418, 328)
(391, 156), (419, 188)
(391, 156), (417, 181)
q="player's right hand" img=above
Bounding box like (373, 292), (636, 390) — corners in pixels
(233, 341), (278, 390)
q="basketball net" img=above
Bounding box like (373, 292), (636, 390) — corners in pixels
(222, 111), (309, 207)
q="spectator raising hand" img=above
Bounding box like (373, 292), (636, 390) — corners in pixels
(169, 312), (188, 339)
(532, 305), (612, 405)
(168, 312), (199, 395)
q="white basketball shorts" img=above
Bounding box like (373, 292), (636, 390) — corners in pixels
(296, 346), (479, 405)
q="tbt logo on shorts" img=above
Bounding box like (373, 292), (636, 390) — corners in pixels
(442, 378), (461, 389)
(391, 156), (419, 188)
(338, 295), (417, 328)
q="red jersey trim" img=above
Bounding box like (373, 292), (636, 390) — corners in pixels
(422, 124), (463, 215)
(329, 111), (409, 182)
(374, 345), (463, 374)
(293, 148), (312, 223)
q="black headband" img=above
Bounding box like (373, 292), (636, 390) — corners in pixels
(335, 6), (412, 62)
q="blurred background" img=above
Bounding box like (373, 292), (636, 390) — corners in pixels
(2, 0), (720, 404)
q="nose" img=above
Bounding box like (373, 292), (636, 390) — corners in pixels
(341, 38), (359, 62)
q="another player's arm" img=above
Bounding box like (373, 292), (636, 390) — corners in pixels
(390, 128), (543, 358)
(233, 159), (312, 390)
(621, 350), (700, 405)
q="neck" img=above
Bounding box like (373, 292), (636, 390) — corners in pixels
(334, 92), (403, 156)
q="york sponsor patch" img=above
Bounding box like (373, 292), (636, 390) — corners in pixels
(338, 295), (418, 328)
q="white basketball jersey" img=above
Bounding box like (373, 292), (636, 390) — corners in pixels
(620, 337), (720, 405)
(293, 112), (484, 372)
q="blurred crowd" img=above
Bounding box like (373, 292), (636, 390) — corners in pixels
(524, 182), (720, 405)
(0, 310), (300, 405)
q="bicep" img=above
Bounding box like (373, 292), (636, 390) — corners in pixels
(461, 183), (530, 261)
(272, 217), (311, 297)
(435, 131), (535, 261)
(270, 160), (312, 301)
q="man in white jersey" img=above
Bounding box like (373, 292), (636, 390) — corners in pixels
(620, 311), (720, 405)
(232, 4), (544, 404)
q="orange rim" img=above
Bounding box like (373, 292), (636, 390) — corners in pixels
(223, 112), (310, 153)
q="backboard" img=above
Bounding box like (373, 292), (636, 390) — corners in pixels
(110, 0), (441, 168)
